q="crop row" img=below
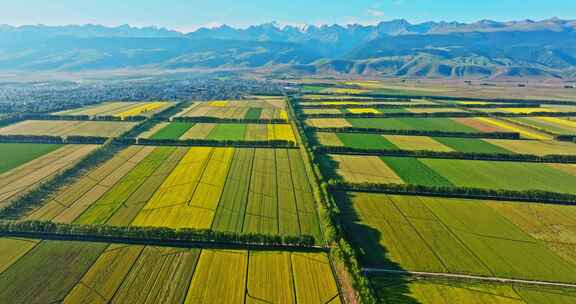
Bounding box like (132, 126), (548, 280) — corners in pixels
(21, 146), (322, 239)
(0, 238), (339, 304)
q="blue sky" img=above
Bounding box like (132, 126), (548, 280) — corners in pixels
(3, 0), (575, 32)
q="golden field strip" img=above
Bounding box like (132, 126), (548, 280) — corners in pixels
(55, 101), (174, 118)
(0, 238), (340, 304)
(0, 144), (99, 211)
(0, 120), (138, 137)
(23, 146), (321, 239)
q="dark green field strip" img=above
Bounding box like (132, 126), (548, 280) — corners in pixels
(377, 108), (409, 114)
(380, 156), (454, 187)
(420, 158), (576, 195)
(302, 85), (326, 92)
(374, 156), (576, 195)
(0, 240), (107, 303)
(336, 133), (398, 150)
(74, 147), (176, 225)
(432, 137), (512, 154)
(245, 108), (263, 119)
(212, 148), (254, 233)
(0, 143), (63, 174)
(347, 117), (478, 133)
(207, 123), (247, 141)
(149, 122), (195, 140)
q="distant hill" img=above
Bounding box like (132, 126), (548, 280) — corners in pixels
(0, 19), (575, 79)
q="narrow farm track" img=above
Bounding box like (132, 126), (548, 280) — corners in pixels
(362, 268), (576, 288)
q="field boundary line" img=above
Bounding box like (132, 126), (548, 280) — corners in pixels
(333, 184), (576, 205)
(0, 231), (329, 252)
(309, 127), (519, 139)
(286, 96), (348, 304)
(316, 147), (576, 164)
(208, 147), (236, 231)
(285, 149), (303, 236)
(240, 148), (256, 233)
(362, 268), (576, 288)
(300, 112), (576, 119)
(299, 91), (576, 106)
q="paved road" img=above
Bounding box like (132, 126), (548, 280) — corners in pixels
(363, 268), (576, 288)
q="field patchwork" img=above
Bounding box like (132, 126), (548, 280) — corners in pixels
(0, 144), (99, 211)
(0, 238), (341, 304)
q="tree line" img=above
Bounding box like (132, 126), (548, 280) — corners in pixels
(172, 116), (289, 124)
(287, 96), (378, 303)
(0, 143), (120, 218)
(332, 182), (576, 205)
(152, 102), (193, 121)
(22, 114), (147, 122)
(315, 146), (576, 164)
(297, 103), (540, 109)
(300, 91), (576, 106)
(557, 135), (576, 142)
(120, 138), (298, 149)
(0, 220), (318, 249)
(0, 135), (109, 145)
(298, 98), (411, 103)
(301, 111), (576, 119)
(0, 114), (24, 128)
(307, 127), (521, 139)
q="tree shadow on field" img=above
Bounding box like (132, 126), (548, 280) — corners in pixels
(317, 153), (343, 182)
(332, 191), (421, 304)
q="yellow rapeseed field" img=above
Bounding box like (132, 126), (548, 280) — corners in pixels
(292, 252), (341, 304)
(331, 88), (369, 94)
(344, 81), (382, 89)
(458, 101), (490, 105)
(271, 125), (296, 142)
(132, 147), (213, 227)
(185, 250), (248, 304)
(209, 100), (229, 107)
(348, 108), (380, 114)
(538, 117), (576, 129)
(476, 117), (551, 140)
(117, 102), (167, 119)
(502, 108), (557, 114)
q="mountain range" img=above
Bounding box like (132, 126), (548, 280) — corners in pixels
(1, 19), (575, 79)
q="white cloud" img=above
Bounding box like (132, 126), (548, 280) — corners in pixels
(367, 8), (385, 18)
